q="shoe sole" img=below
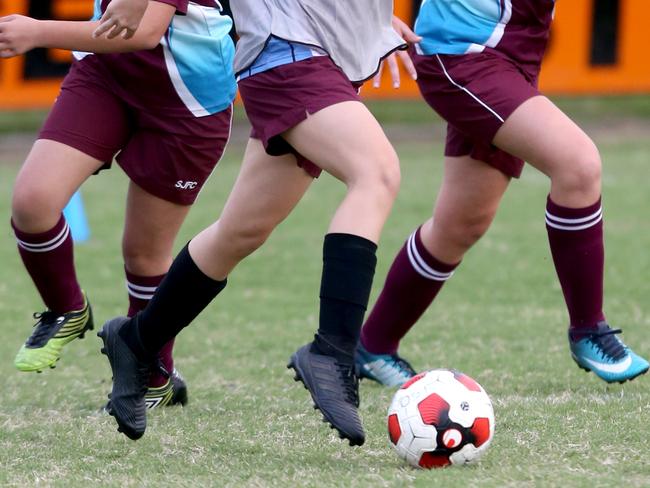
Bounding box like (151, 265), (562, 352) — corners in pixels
(15, 305), (94, 373)
(572, 354), (650, 384)
(287, 354), (364, 447)
(97, 322), (144, 441)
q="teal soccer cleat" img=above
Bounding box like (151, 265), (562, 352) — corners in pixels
(569, 322), (649, 384)
(355, 343), (417, 387)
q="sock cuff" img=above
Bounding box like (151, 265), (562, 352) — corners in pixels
(545, 196), (603, 231)
(125, 268), (166, 301)
(407, 227), (459, 281)
(324, 233), (378, 253)
(12, 215), (70, 252)
(181, 243), (228, 293)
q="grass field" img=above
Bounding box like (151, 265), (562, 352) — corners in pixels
(1, 100), (650, 487)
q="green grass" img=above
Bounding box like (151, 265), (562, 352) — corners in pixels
(2, 94), (650, 134)
(1, 120), (650, 486)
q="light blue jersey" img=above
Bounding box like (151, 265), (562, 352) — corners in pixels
(161, 4), (236, 115)
(415, 0), (513, 55)
(74, 0), (236, 117)
(414, 0), (556, 58)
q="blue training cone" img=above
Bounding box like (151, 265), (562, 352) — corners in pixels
(63, 191), (90, 243)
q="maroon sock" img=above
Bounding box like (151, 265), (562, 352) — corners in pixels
(545, 196), (605, 336)
(12, 215), (84, 314)
(360, 227), (459, 355)
(125, 269), (174, 388)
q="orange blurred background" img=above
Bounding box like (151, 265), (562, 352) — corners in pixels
(1, 0), (650, 109)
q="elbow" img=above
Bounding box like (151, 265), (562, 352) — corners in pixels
(140, 31), (163, 50)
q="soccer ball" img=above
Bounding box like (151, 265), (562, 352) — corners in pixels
(387, 369), (495, 469)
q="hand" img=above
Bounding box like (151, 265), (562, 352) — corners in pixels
(93, 0), (149, 40)
(373, 16), (422, 89)
(0, 15), (40, 58)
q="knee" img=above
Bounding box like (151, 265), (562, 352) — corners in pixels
(353, 148), (401, 203)
(554, 139), (602, 196)
(220, 220), (274, 259)
(444, 211), (494, 251)
(11, 185), (62, 231)
(122, 246), (173, 276)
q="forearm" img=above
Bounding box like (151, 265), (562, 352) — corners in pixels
(37, 19), (160, 53)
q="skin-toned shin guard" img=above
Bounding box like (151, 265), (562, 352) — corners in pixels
(360, 226), (459, 355)
(11, 215), (84, 314)
(545, 196), (606, 334)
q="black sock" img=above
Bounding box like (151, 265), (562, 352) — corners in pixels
(311, 233), (377, 363)
(119, 243), (227, 358)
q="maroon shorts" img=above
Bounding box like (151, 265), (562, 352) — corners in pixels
(411, 48), (542, 178)
(39, 56), (232, 205)
(237, 56), (362, 178)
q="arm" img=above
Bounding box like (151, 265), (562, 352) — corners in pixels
(0, 2), (175, 58)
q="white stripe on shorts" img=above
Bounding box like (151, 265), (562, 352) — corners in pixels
(435, 54), (505, 123)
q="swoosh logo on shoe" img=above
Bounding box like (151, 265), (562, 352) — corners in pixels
(583, 354), (632, 374)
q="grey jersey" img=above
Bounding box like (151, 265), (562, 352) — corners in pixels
(230, 0), (406, 82)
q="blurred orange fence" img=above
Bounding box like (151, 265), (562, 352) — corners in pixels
(1, 0), (650, 109)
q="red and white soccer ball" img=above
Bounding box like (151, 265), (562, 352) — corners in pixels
(387, 369), (495, 469)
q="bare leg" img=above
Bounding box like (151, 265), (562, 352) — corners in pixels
(12, 140), (104, 231)
(493, 95), (600, 206)
(189, 138), (314, 280)
(284, 101), (400, 243)
(422, 155), (510, 262)
(122, 181), (190, 277)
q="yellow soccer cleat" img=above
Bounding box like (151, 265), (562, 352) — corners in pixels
(14, 294), (93, 372)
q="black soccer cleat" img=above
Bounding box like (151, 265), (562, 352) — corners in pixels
(288, 343), (365, 446)
(104, 367), (188, 413)
(98, 317), (153, 440)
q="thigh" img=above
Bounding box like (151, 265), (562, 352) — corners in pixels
(122, 181), (191, 276)
(492, 95), (597, 178)
(12, 140), (105, 231)
(283, 101), (397, 184)
(237, 56), (362, 178)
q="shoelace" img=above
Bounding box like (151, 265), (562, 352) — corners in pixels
(588, 327), (627, 362)
(389, 355), (417, 377)
(26, 311), (63, 346)
(336, 362), (360, 407)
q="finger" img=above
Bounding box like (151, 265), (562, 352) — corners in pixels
(92, 17), (117, 38)
(397, 50), (417, 80)
(373, 60), (385, 88)
(120, 26), (136, 40)
(387, 55), (400, 88)
(401, 28), (423, 44)
(0, 47), (17, 58)
(0, 15), (15, 24)
(106, 23), (127, 39)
